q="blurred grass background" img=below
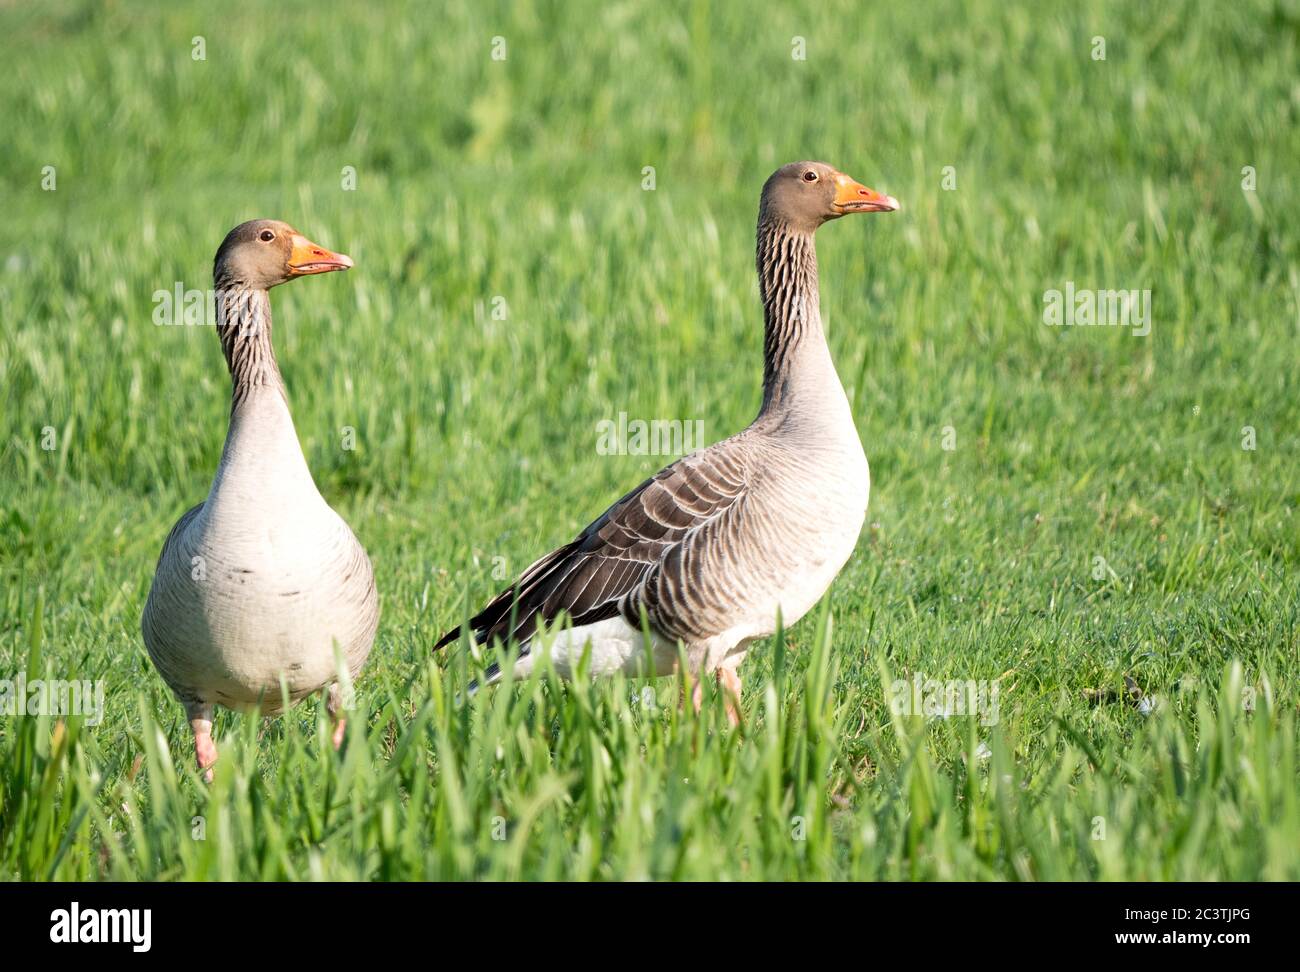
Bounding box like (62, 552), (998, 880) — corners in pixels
(0, 0), (1298, 879)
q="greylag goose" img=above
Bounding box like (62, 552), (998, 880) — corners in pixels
(436, 162), (897, 721)
(142, 220), (379, 779)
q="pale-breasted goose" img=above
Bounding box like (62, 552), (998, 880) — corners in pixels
(436, 162), (898, 721)
(142, 220), (379, 779)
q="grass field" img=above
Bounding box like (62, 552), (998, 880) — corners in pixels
(1, 0), (1298, 880)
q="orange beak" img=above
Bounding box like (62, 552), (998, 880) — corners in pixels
(832, 173), (900, 215)
(287, 234), (354, 275)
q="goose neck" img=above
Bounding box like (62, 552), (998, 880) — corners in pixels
(214, 279), (285, 410)
(756, 219), (832, 413)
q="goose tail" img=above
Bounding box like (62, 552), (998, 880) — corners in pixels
(459, 663), (502, 703)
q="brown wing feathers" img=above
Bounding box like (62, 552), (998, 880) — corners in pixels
(434, 450), (749, 657)
(433, 476), (658, 652)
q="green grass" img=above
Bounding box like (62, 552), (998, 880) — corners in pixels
(1, 0), (1298, 880)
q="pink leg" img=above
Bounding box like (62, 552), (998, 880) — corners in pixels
(717, 668), (743, 727)
(688, 669), (744, 726)
(327, 684), (347, 750)
(187, 702), (218, 783)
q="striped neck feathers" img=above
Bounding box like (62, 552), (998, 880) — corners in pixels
(213, 275), (285, 410)
(756, 218), (824, 409)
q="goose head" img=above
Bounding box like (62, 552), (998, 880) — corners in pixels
(759, 161), (899, 233)
(214, 219), (353, 290)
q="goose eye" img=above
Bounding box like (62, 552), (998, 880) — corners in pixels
(259, 230), (275, 242)
(802, 171), (818, 183)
